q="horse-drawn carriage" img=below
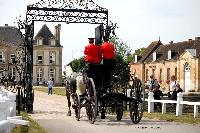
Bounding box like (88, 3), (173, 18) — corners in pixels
(65, 64), (144, 124)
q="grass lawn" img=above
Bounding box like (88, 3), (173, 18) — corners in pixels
(143, 112), (200, 125)
(12, 112), (47, 133)
(34, 86), (66, 96)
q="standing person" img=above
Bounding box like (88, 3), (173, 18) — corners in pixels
(47, 78), (53, 95)
(100, 36), (116, 92)
(169, 75), (178, 100)
(84, 37), (102, 91)
(148, 75), (162, 110)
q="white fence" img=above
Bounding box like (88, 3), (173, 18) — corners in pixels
(147, 92), (200, 118)
(0, 87), (29, 133)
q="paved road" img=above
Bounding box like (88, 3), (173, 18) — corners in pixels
(30, 91), (200, 133)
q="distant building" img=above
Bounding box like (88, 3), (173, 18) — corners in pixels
(0, 24), (63, 86)
(33, 24), (63, 86)
(130, 38), (200, 92)
(0, 24), (24, 81)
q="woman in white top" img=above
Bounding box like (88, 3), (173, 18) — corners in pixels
(169, 75), (178, 100)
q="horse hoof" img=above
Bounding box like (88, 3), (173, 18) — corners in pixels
(67, 111), (71, 116)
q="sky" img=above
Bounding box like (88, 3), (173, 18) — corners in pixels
(0, 0), (200, 69)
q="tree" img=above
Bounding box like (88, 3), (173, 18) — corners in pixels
(133, 48), (146, 56)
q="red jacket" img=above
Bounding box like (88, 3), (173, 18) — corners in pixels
(100, 42), (115, 59)
(84, 43), (101, 64)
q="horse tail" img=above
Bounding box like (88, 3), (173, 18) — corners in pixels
(76, 76), (85, 95)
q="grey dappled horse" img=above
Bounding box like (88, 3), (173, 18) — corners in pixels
(64, 65), (85, 116)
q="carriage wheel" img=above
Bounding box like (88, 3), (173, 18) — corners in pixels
(116, 102), (123, 121)
(85, 78), (97, 124)
(74, 95), (81, 121)
(130, 100), (143, 124)
(129, 78), (144, 124)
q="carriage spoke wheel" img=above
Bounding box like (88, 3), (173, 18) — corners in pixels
(130, 100), (143, 124)
(130, 78), (144, 124)
(85, 78), (97, 124)
(74, 95), (81, 121)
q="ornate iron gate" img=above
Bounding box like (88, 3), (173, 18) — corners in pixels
(17, 0), (117, 113)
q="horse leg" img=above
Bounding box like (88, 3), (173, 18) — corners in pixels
(67, 95), (71, 116)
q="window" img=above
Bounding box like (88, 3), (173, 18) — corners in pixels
(49, 52), (56, 64)
(37, 39), (43, 45)
(37, 55), (43, 64)
(37, 68), (43, 82)
(175, 67), (177, 79)
(9, 68), (15, 78)
(153, 52), (156, 61)
(10, 54), (15, 63)
(168, 50), (171, 60)
(145, 69), (149, 81)
(49, 68), (55, 81)
(167, 68), (170, 80)
(152, 69), (155, 77)
(159, 68), (162, 81)
(0, 51), (5, 63)
(51, 39), (56, 46)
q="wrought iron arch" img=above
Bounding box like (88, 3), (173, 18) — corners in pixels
(17, 0), (116, 113)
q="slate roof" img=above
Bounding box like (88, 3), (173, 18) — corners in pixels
(0, 26), (24, 46)
(34, 24), (55, 46)
(136, 41), (163, 63)
(144, 39), (200, 63)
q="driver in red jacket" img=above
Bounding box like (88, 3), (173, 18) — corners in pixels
(84, 37), (102, 91)
(100, 36), (116, 92)
(84, 38), (101, 64)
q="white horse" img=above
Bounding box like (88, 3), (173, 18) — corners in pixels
(64, 65), (85, 116)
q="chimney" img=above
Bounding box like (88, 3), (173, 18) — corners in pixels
(54, 24), (61, 45)
(169, 41), (173, 44)
(195, 37), (200, 40)
(5, 24), (8, 26)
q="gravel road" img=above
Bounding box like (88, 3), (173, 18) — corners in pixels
(30, 90), (200, 133)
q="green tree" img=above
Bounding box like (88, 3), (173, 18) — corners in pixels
(133, 48), (146, 56)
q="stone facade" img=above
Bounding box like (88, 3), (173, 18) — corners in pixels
(130, 38), (200, 93)
(33, 24), (63, 86)
(0, 24), (63, 86)
(0, 25), (24, 81)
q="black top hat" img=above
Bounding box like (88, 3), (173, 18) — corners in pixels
(88, 37), (95, 40)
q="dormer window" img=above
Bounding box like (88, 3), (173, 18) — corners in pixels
(153, 52), (156, 61)
(37, 38), (43, 45)
(50, 39), (56, 46)
(168, 50), (171, 60)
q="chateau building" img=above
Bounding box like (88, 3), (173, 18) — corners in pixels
(33, 24), (63, 86)
(130, 37), (200, 92)
(0, 24), (63, 86)
(0, 24), (24, 81)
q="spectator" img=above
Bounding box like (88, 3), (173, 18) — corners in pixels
(169, 75), (178, 100)
(148, 75), (162, 110)
(47, 78), (53, 95)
